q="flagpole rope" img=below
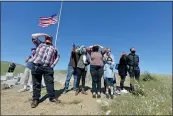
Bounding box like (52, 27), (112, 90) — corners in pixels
(55, 1), (63, 47)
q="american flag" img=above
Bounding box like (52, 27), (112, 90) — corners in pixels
(39, 14), (58, 27)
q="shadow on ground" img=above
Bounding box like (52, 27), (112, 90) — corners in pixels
(39, 88), (64, 103)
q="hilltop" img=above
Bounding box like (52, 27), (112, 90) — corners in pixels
(1, 61), (172, 115)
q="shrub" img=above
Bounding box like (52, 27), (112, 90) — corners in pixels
(141, 71), (157, 81)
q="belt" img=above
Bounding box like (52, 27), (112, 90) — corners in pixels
(33, 63), (50, 67)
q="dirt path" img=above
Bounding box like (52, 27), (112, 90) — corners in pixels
(1, 73), (130, 115)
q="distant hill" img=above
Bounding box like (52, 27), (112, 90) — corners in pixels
(1, 61), (25, 75)
(1, 61), (171, 77)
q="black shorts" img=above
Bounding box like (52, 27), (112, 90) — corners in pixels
(105, 78), (114, 86)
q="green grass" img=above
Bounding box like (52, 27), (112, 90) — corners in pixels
(100, 72), (172, 115)
(1, 61), (25, 76)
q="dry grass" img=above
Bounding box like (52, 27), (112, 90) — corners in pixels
(100, 72), (172, 115)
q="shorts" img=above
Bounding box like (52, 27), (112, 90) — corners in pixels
(105, 78), (114, 86)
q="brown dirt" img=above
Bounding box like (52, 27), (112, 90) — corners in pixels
(1, 73), (130, 115)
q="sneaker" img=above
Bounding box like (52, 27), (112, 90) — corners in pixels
(49, 98), (61, 104)
(115, 90), (121, 95)
(63, 89), (68, 94)
(81, 90), (87, 95)
(18, 88), (27, 92)
(75, 89), (79, 96)
(121, 89), (128, 94)
(106, 93), (109, 99)
(110, 94), (114, 99)
(31, 100), (39, 108)
(29, 89), (33, 93)
(97, 93), (101, 98)
(81, 88), (87, 95)
(92, 93), (96, 98)
(73, 88), (76, 91)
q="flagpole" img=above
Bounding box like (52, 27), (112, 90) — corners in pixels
(55, 1), (63, 47)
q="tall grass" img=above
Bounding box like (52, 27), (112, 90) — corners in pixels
(100, 72), (172, 115)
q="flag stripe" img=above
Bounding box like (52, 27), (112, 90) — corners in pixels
(39, 14), (58, 27)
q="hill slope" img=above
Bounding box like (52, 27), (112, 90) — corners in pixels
(0, 61), (67, 76)
(1, 61), (172, 115)
(1, 61), (25, 75)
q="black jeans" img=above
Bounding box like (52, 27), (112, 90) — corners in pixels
(90, 65), (104, 93)
(76, 67), (87, 90)
(120, 76), (126, 90)
(31, 64), (55, 100)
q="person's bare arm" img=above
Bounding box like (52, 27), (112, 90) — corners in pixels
(31, 33), (50, 39)
(97, 44), (104, 49)
(111, 54), (115, 65)
(86, 46), (93, 55)
(72, 43), (76, 52)
(51, 49), (60, 68)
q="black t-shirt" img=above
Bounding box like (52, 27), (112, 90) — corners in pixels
(68, 51), (80, 68)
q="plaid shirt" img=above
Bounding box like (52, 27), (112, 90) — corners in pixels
(31, 43), (59, 67)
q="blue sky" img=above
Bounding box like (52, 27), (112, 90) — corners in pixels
(1, 2), (172, 74)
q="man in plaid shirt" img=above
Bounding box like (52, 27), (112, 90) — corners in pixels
(29, 33), (60, 108)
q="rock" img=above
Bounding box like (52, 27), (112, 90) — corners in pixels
(5, 73), (14, 80)
(3, 80), (17, 88)
(1, 83), (9, 90)
(6, 72), (14, 77)
(1, 76), (7, 81)
(106, 110), (111, 115)
(96, 99), (102, 104)
(102, 101), (109, 106)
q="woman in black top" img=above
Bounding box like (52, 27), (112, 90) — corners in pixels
(118, 52), (128, 90)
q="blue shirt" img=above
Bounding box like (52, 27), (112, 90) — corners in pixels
(104, 63), (114, 79)
(26, 62), (33, 69)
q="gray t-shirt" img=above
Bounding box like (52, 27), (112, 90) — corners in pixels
(77, 53), (90, 71)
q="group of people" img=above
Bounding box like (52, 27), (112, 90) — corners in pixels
(18, 33), (140, 108)
(63, 43), (140, 99)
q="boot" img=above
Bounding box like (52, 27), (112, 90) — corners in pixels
(81, 88), (87, 95)
(50, 98), (61, 104)
(75, 89), (80, 96)
(31, 99), (39, 108)
(110, 94), (114, 99)
(106, 93), (109, 99)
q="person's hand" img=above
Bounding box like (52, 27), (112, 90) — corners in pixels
(31, 33), (50, 39)
(25, 59), (29, 63)
(94, 44), (99, 47)
(72, 43), (75, 46)
(127, 65), (129, 70)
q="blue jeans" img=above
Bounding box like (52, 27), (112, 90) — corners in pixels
(64, 66), (77, 90)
